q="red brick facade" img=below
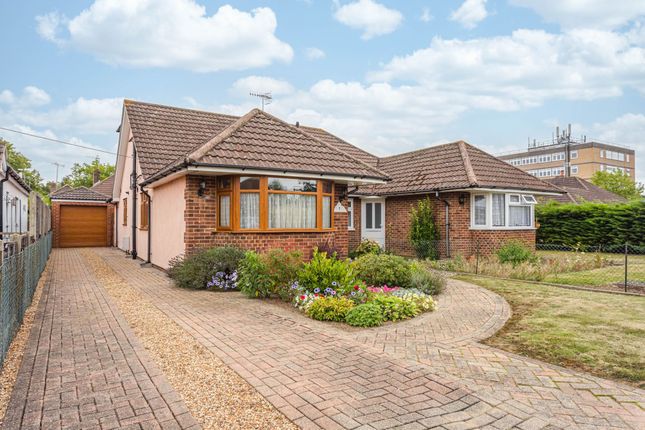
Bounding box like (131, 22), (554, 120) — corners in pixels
(184, 175), (349, 258)
(51, 201), (115, 248)
(348, 192), (535, 258)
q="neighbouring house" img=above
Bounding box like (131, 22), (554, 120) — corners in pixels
(50, 174), (115, 248)
(112, 100), (561, 269)
(540, 177), (628, 204)
(0, 144), (31, 234)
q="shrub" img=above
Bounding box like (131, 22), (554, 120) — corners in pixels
(345, 303), (384, 327)
(311, 238), (342, 260)
(350, 239), (382, 258)
(409, 198), (440, 260)
(353, 253), (412, 288)
(299, 250), (358, 295)
(237, 251), (273, 298)
(409, 263), (445, 295)
(371, 295), (418, 321)
(306, 296), (355, 322)
(262, 249), (303, 301)
(391, 289), (436, 312)
(496, 240), (537, 266)
(168, 246), (246, 289)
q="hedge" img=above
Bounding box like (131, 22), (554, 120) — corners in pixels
(536, 200), (645, 249)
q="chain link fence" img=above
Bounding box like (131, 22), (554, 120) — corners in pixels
(377, 238), (645, 295)
(0, 232), (52, 367)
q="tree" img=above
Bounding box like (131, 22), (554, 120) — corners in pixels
(62, 159), (115, 188)
(1, 138), (49, 199)
(590, 170), (644, 200)
(409, 197), (440, 260)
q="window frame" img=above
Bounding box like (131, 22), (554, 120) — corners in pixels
(139, 193), (149, 230)
(220, 175), (335, 232)
(470, 192), (536, 230)
(347, 198), (354, 230)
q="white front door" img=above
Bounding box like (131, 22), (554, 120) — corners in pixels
(361, 199), (385, 247)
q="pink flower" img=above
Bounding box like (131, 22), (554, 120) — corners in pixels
(300, 295), (306, 300)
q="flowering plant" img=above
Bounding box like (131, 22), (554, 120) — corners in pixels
(366, 285), (400, 294)
(207, 270), (238, 290)
(293, 292), (320, 311)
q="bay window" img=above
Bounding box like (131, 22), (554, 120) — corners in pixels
(215, 175), (335, 231)
(471, 192), (536, 229)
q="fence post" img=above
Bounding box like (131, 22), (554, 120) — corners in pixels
(624, 243), (628, 293)
(475, 241), (480, 275)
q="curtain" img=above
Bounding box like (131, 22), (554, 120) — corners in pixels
(219, 195), (230, 227)
(492, 194), (505, 226)
(240, 193), (260, 229)
(509, 206), (531, 226)
(323, 196), (331, 228)
(269, 194), (316, 229)
(474, 195), (486, 225)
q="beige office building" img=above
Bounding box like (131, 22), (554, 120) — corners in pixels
(499, 140), (635, 181)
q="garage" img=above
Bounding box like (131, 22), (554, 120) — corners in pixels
(50, 177), (115, 248)
(59, 205), (108, 247)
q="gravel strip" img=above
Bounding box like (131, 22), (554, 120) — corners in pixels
(0, 262), (49, 426)
(80, 250), (296, 430)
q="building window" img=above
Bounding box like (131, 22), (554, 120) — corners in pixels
(571, 165), (579, 175)
(364, 201), (383, 230)
(217, 176), (232, 229)
(347, 198), (354, 230)
(140, 193), (149, 230)
(472, 193), (535, 229)
(473, 195), (486, 226)
(122, 198), (128, 225)
(570, 150), (578, 159)
(239, 176), (260, 229)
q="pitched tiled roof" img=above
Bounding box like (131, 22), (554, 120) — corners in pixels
(50, 185), (72, 197)
(124, 100), (238, 178)
(356, 141), (562, 195)
(50, 186), (111, 202)
(91, 174), (115, 198)
(300, 126), (379, 167)
(542, 177), (627, 204)
(126, 100), (389, 184)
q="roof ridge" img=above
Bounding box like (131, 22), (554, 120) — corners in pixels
(378, 141), (463, 162)
(186, 109), (261, 163)
(257, 110), (390, 180)
(124, 98), (240, 119)
(300, 125), (379, 161)
(457, 141), (478, 186)
(577, 177), (591, 191)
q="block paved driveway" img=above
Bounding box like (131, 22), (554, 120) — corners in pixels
(5, 248), (645, 430)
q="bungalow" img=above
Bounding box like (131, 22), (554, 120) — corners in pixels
(0, 144), (31, 234)
(112, 100), (561, 269)
(540, 177), (627, 204)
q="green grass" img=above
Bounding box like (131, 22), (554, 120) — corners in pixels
(456, 274), (645, 387)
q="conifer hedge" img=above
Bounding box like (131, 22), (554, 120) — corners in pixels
(535, 200), (645, 249)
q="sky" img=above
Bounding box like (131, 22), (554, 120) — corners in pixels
(0, 0), (644, 183)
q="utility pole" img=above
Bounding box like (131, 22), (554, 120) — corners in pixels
(51, 162), (64, 184)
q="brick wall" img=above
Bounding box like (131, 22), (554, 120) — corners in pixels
(184, 176), (349, 258)
(51, 201), (115, 248)
(354, 192), (535, 258)
(348, 197), (361, 251)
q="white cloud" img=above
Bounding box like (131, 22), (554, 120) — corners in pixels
(588, 113), (645, 183)
(306, 47), (326, 60)
(510, 0), (645, 29)
(0, 87), (51, 108)
(36, 0), (293, 72)
(450, 0), (488, 29)
(334, 0), (403, 40)
(420, 7), (433, 23)
(231, 76), (294, 97)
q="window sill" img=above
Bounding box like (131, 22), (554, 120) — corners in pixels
(139, 227), (149, 231)
(470, 226), (536, 231)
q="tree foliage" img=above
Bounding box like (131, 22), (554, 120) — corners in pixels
(409, 197), (440, 259)
(590, 170), (644, 200)
(1, 138), (49, 199)
(536, 200), (645, 248)
(62, 158), (115, 188)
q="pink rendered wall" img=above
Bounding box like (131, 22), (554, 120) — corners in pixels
(150, 177), (186, 269)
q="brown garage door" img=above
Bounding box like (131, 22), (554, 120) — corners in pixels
(59, 206), (108, 247)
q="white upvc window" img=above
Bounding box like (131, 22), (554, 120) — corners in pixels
(471, 192), (536, 229)
(347, 198), (354, 230)
(570, 150), (578, 159)
(571, 165), (579, 175)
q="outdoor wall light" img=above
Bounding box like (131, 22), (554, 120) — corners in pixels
(198, 180), (207, 197)
(458, 193), (467, 205)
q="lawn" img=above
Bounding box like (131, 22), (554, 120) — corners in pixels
(456, 274), (645, 387)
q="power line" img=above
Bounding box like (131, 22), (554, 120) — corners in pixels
(0, 126), (127, 158)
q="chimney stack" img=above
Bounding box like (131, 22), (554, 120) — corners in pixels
(93, 169), (101, 185)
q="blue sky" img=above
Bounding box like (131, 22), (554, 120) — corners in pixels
(0, 0), (644, 183)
